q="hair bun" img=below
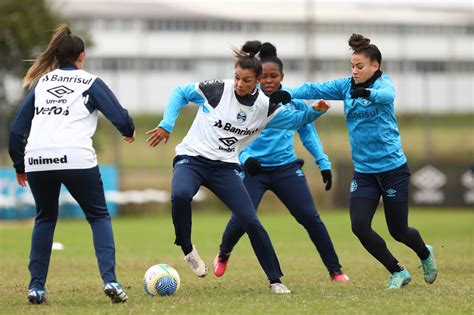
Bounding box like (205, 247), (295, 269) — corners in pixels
(259, 42), (277, 59)
(242, 40), (262, 58)
(348, 33), (370, 51)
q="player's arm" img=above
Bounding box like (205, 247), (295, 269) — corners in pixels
(266, 99), (330, 130)
(351, 76), (395, 105)
(297, 120), (332, 190)
(8, 86), (35, 186)
(86, 78), (136, 142)
(284, 78), (348, 101)
(146, 83), (205, 147)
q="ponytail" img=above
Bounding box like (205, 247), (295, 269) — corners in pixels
(233, 40), (263, 77)
(23, 24), (85, 89)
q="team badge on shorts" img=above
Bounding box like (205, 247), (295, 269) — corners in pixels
(237, 110), (247, 124)
(350, 180), (358, 192)
(386, 188), (397, 197)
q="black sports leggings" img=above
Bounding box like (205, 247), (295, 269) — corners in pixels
(349, 197), (429, 273)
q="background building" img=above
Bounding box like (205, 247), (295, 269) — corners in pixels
(49, 0), (474, 114)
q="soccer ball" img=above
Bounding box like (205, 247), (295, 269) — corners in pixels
(143, 264), (180, 296)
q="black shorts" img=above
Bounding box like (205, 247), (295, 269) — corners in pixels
(350, 163), (410, 203)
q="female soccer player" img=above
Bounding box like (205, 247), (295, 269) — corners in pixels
(9, 25), (135, 304)
(146, 40), (330, 294)
(214, 42), (349, 282)
(272, 34), (438, 289)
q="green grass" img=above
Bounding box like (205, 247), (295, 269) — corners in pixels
(0, 209), (472, 314)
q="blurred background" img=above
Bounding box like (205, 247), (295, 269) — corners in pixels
(1, 0), (473, 219)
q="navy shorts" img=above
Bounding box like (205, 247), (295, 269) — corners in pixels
(349, 163), (410, 202)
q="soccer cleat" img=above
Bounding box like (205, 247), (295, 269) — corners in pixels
(270, 283), (291, 294)
(419, 245), (438, 284)
(387, 269), (412, 289)
(213, 252), (231, 277)
(103, 282), (128, 303)
(28, 288), (47, 304)
(184, 245), (208, 278)
(330, 271), (350, 282)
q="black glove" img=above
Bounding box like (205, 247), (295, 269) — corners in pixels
(350, 88), (371, 99)
(269, 90), (291, 105)
(321, 169), (332, 191)
(243, 157), (262, 176)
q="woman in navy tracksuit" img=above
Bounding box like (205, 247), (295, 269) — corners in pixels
(273, 34), (438, 289)
(214, 43), (349, 282)
(9, 25), (134, 304)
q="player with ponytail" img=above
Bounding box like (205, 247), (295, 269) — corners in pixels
(146, 40), (330, 293)
(272, 34), (438, 289)
(214, 42), (349, 283)
(9, 25), (134, 304)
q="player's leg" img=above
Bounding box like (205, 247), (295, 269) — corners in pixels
(270, 162), (348, 281)
(380, 163), (437, 284)
(215, 172), (268, 276)
(208, 166), (289, 293)
(26, 170), (61, 304)
(171, 156), (207, 277)
(61, 166), (127, 303)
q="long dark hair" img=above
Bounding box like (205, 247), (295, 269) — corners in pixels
(348, 33), (382, 66)
(233, 40), (263, 77)
(23, 24), (85, 88)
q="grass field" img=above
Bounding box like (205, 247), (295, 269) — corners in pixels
(0, 209), (472, 314)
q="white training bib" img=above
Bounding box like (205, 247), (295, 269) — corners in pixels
(25, 68), (99, 172)
(175, 80), (281, 163)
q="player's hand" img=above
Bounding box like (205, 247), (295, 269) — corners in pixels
(269, 90), (291, 105)
(321, 169), (332, 191)
(313, 100), (331, 112)
(123, 131), (135, 143)
(16, 173), (27, 187)
(351, 88), (371, 99)
(146, 127), (170, 147)
(243, 157), (262, 176)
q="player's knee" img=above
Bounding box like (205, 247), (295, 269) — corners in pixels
(389, 228), (408, 243)
(351, 222), (369, 239)
(171, 189), (193, 204)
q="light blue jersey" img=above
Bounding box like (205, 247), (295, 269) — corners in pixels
(239, 98), (331, 170)
(286, 73), (406, 173)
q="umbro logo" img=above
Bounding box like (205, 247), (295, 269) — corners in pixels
(47, 85), (74, 98)
(219, 137), (238, 147)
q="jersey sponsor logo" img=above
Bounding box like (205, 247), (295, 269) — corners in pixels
(200, 79), (224, 85)
(346, 108), (379, 120)
(47, 74), (93, 85)
(218, 137), (237, 152)
(213, 120), (259, 136)
(47, 85), (74, 98)
(35, 106), (69, 116)
(236, 110), (247, 124)
(28, 155), (68, 165)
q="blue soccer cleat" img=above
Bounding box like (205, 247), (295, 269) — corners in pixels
(28, 288), (47, 304)
(104, 282), (128, 303)
(387, 269), (412, 289)
(420, 245), (438, 284)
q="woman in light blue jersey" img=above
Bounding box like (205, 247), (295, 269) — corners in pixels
(214, 43), (349, 282)
(273, 34), (438, 289)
